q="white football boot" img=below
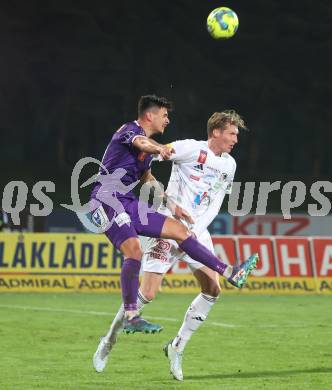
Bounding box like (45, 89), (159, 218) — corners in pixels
(163, 340), (184, 381)
(93, 335), (116, 373)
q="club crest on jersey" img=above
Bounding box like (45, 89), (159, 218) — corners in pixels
(193, 191), (209, 207)
(197, 150), (207, 164)
(91, 206), (110, 229)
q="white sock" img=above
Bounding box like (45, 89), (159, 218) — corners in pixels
(223, 265), (233, 278)
(106, 290), (150, 342)
(171, 293), (217, 353)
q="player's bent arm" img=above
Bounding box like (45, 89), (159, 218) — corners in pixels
(140, 169), (165, 197)
(132, 136), (172, 158)
(140, 170), (193, 223)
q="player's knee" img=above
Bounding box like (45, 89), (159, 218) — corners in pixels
(204, 283), (221, 297)
(121, 238), (143, 260)
(176, 224), (192, 242)
(128, 244), (143, 260)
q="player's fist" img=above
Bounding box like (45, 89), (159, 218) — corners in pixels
(159, 144), (174, 160)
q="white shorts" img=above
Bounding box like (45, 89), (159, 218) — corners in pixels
(140, 230), (215, 274)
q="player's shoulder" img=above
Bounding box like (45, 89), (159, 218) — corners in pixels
(221, 152), (237, 167)
(117, 121), (142, 133)
(114, 121), (146, 143)
(172, 138), (206, 149)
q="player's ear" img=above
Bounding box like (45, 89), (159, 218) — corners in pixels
(145, 111), (153, 122)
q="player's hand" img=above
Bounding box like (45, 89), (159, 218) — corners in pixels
(174, 205), (194, 224)
(159, 144), (174, 160)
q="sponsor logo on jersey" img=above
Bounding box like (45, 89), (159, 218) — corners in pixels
(194, 191), (209, 206)
(190, 175), (200, 181)
(156, 239), (171, 251)
(150, 251), (168, 262)
(114, 212), (131, 227)
(197, 150), (207, 164)
(206, 166), (221, 174)
(193, 163), (204, 172)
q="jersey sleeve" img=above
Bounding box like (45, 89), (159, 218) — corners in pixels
(118, 126), (146, 145)
(224, 160), (237, 194)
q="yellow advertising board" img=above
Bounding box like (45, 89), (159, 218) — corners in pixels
(0, 232), (123, 274)
(1, 233), (332, 294)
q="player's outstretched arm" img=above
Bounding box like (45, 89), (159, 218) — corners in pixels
(132, 136), (173, 159)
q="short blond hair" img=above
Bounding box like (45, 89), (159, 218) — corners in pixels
(207, 110), (247, 137)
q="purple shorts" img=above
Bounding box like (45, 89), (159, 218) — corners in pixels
(90, 196), (167, 250)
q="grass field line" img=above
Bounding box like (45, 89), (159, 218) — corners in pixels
(0, 303), (238, 328)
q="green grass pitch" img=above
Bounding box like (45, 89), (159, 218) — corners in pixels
(0, 293), (331, 389)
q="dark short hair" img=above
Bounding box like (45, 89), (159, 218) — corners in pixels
(138, 94), (173, 117)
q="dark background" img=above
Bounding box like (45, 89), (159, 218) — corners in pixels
(1, 0), (331, 209)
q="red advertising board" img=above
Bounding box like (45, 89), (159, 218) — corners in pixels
(211, 236), (237, 266)
(237, 236), (276, 276)
(274, 237), (314, 276)
(311, 238), (332, 277)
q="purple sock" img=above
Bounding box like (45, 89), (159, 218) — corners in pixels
(120, 258), (141, 311)
(179, 236), (228, 275)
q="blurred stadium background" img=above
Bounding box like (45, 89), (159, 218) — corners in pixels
(1, 0), (332, 389)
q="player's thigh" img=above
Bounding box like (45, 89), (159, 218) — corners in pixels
(131, 200), (168, 238)
(140, 271), (164, 301)
(193, 266), (221, 297)
(91, 201), (140, 253)
(132, 200), (191, 242)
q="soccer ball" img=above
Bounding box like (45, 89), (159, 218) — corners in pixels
(207, 7), (239, 39)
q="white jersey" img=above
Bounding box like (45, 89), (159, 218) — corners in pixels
(142, 139), (236, 274)
(164, 139), (236, 236)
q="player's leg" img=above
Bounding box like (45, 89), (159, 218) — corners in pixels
(92, 202), (163, 372)
(160, 216), (258, 287)
(139, 271), (164, 301)
(90, 201), (146, 321)
(103, 237), (168, 344)
(163, 266), (220, 381)
(105, 270), (163, 340)
(164, 232), (220, 381)
(164, 267), (219, 381)
(170, 266), (220, 353)
(93, 236), (170, 373)
(93, 274), (164, 372)
(93, 287), (157, 372)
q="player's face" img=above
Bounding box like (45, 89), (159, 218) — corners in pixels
(216, 123), (239, 153)
(150, 107), (170, 134)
